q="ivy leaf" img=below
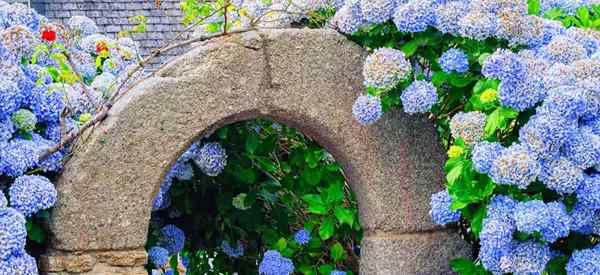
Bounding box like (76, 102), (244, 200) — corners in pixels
(319, 217), (335, 240)
(330, 242), (347, 262)
(302, 168), (322, 186)
(334, 206), (354, 227)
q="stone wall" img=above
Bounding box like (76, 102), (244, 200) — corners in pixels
(28, 0), (189, 70)
(42, 28), (470, 274)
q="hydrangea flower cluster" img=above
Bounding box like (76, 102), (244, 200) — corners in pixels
(294, 229), (311, 245)
(221, 240), (245, 258)
(158, 224), (186, 256)
(258, 250), (295, 275)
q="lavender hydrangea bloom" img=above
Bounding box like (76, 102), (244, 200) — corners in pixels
(360, 0), (396, 24)
(158, 224), (185, 255)
(513, 200), (549, 234)
(429, 189), (460, 225)
(393, 0), (436, 33)
(565, 246), (600, 275)
(294, 229), (311, 245)
(542, 35), (587, 64)
(0, 78), (21, 120)
(542, 86), (587, 120)
(458, 11), (499, 40)
(6, 3), (41, 32)
(148, 246), (169, 268)
(221, 240), (244, 258)
(400, 80), (437, 114)
(439, 48), (469, 73)
(0, 207), (26, 260)
(352, 95), (383, 125)
(543, 63), (576, 90)
(259, 250), (295, 275)
(539, 158), (584, 195)
(435, 1), (469, 35)
(363, 48), (411, 90)
(519, 114), (575, 159)
(482, 49), (527, 84)
(577, 174), (600, 210)
(331, 0), (365, 34)
(541, 202), (572, 242)
(489, 144), (540, 189)
(472, 141), (504, 174)
(194, 142), (227, 177)
(449, 111), (486, 145)
(67, 16), (99, 36)
(562, 129), (600, 169)
(501, 241), (552, 275)
(9, 175), (57, 217)
(0, 252), (38, 275)
(0, 139), (39, 177)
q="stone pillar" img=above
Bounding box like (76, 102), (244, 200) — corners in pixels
(39, 249), (147, 275)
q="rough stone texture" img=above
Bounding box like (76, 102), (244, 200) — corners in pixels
(40, 249), (147, 274)
(48, 28), (468, 273)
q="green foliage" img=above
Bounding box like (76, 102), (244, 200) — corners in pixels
(541, 4), (600, 30)
(451, 258), (491, 275)
(146, 119), (361, 274)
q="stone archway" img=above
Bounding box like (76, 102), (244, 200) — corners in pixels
(40, 29), (470, 274)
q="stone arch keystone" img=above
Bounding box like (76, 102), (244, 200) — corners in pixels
(41, 28), (470, 274)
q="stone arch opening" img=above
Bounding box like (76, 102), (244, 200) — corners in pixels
(41, 28), (469, 274)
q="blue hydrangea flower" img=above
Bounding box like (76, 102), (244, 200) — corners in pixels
(570, 203), (596, 233)
(331, 271), (346, 275)
(487, 195), (517, 221)
(28, 85), (66, 123)
(9, 175), (57, 217)
(543, 63), (576, 90)
(542, 86), (587, 120)
(519, 114), (575, 159)
(148, 246), (169, 268)
(294, 229), (311, 245)
(566, 246), (600, 275)
(164, 268), (174, 275)
(513, 200), (549, 234)
(539, 158), (584, 195)
(0, 25), (36, 60)
(0, 192), (6, 209)
(393, 0), (436, 33)
(0, 207), (26, 260)
(221, 240), (244, 258)
(489, 144), (540, 189)
(67, 16), (99, 36)
(159, 224), (185, 255)
(91, 72), (116, 96)
(562, 129), (600, 169)
(541, 202), (572, 242)
(259, 250), (295, 275)
(472, 141), (504, 174)
(32, 133), (64, 172)
(194, 142), (227, 177)
(24, 64), (52, 86)
(566, 28), (599, 56)
(0, 78), (21, 120)
(449, 111), (486, 145)
(0, 139), (39, 177)
(6, 3), (41, 32)
(363, 48), (411, 90)
(429, 189), (461, 225)
(458, 11), (499, 40)
(0, 252), (38, 275)
(482, 49), (527, 84)
(360, 0), (396, 24)
(577, 175), (600, 211)
(352, 95), (383, 125)
(480, 218), (515, 249)
(480, 242), (513, 274)
(435, 1), (469, 35)
(0, 119), (14, 142)
(497, 74), (546, 111)
(439, 48), (469, 73)
(400, 80), (437, 114)
(331, 0), (365, 34)
(501, 241), (552, 275)
(542, 35), (587, 64)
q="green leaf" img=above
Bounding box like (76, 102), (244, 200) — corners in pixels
(245, 132), (259, 154)
(274, 237), (288, 251)
(303, 194), (328, 215)
(545, 255), (568, 275)
(324, 183), (345, 205)
(232, 193), (251, 210)
(330, 242), (347, 262)
(484, 107), (518, 136)
(334, 206), (355, 227)
(528, 0), (541, 15)
(400, 39), (420, 57)
(451, 258), (490, 275)
(302, 168), (322, 186)
(26, 220), (46, 243)
(238, 167), (256, 183)
(577, 7), (591, 26)
(319, 217), (335, 240)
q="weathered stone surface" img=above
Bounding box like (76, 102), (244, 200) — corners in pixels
(39, 253), (96, 273)
(96, 249), (147, 267)
(48, 28), (467, 273)
(361, 229), (472, 275)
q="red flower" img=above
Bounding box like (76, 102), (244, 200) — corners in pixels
(41, 29), (57, 42)
(96, 41), (109, 54)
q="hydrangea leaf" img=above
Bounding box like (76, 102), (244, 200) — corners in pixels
(319, 217), (335, 240)
(330, 242), (346, 262)
(334, 206), (354, 227)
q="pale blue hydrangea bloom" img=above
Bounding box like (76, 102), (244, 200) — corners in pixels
(472, 141), (504, 174)
(542, 86), (587, 120)
(566, 27), (599, 56)
(9, 175), (57, 217)
(497, 74), (546, 111)
(393, 0), (436, 33)
(294, 229), (311, 245)
(480, 241), (513, 274)
(360, 0), (396, 24)
(148, 246), (170, 268)
(194, 142), (227, 177)
(0, 78), (21, 120)
(0, 252), (38, 275)
(0, 139), (39, 177)
(91, 72), (117, 96)
(400, 80), (437, 114)
(489, 144), (540, 189)
(67, 16), (99, 36)
(435, 1), (469, 35)
(501, 241), (552, 275)
(570, 203), (596, 233)
(6, 3), (41, 32)
(0, 207), (26, 260)
(562, 128), (600, 169)
(0, 119), (14, 142)
(480, 218), (515, 249)
(449, 111), (486, 145)
(259, 250), (295, 275)
(541, 202), (572, 242)
(28, 85), (65, 123)
(539, 158), (584, 194)
(331, 0), (365, 34)
(458, 11), (499, 40)
(470, 0), (528, 15)
(543, 63), (576, 90)
(429, 189), (461, 225)
(159, 224), (185, 255)
(439, 48), (469, 73)
(482, 49), (527, 84)
(79, 33), (110, 53)
(221, 240), (244, 258)
(577, 174), (600, 210)
(352, 95), (383, 125)
(513, 200), (549, 234)
(541, 35), (587, 64)
(565, 246), (600, 275)
(0, 192), (6, 208)
(519, 114), (575, 159)
(487, 195), (517, 221)
(330, 270), (346, 275)
(363, 48), (411, 90)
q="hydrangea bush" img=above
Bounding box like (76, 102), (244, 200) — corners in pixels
(332, 0), (600, 274)
(0, 1), (141, 273)
(146, 120), (361, 275)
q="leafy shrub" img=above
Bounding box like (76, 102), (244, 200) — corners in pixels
(146, 119), (361, 275)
